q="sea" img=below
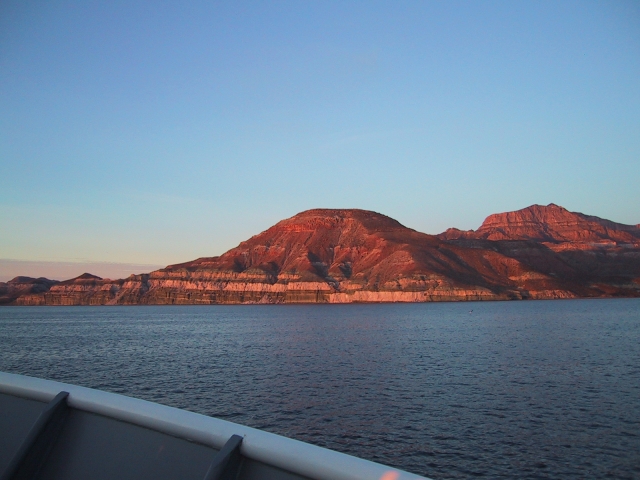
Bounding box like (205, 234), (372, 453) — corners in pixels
(1, 299), (639, 479)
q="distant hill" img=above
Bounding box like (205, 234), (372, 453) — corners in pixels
(0, 276), (59, 305)
(6, 205), (640, 305)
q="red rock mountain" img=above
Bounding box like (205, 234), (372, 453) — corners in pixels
(166, 209), (444, 291)
(10, 205), (640, 305)
(439, 203), (640, 244)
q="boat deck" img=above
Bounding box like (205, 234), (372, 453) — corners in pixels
(0, 391), (308, 480)
(0, 373), (427, 480)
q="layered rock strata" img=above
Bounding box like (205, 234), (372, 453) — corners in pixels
(439, 203), (640, 244)
(438, 203), (640, 297)
(10, 206), (640, 305)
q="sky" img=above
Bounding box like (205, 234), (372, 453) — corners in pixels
(1, 1), (639, 281)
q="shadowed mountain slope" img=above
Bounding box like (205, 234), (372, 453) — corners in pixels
(0, 277), (59, 305)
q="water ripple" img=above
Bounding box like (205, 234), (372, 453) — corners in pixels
(1, 299), (639, 479)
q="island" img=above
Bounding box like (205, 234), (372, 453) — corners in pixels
(2, 204), (639, 305)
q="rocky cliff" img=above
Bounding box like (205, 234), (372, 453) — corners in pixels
(10, 206), (640, 305)
(437, 203), (640, 298)
(439, 203), (640, 244)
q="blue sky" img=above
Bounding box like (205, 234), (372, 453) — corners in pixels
(1, 1), (639, 279)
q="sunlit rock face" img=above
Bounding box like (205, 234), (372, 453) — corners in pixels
(439, 203), (640, 244)
(437, 204), (640, 297)
(11, 206), (640, 305)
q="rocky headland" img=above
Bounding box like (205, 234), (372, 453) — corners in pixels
(4, 204), (639, 305)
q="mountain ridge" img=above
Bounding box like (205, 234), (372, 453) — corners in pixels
(439, 203), (640, 243)
(4, 204), (639, 305)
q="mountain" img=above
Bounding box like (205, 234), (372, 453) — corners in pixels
(438, 203), (640, 244)
(11, 205), (640, 305)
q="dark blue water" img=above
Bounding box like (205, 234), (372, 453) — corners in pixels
(1, 299), (639, 479)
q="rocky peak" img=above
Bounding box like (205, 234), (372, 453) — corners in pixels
(441, 204), (640, 243)
(58, 273), (104, 285)
(165, 208), (436, 287)
(274, 208), (407, 232)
